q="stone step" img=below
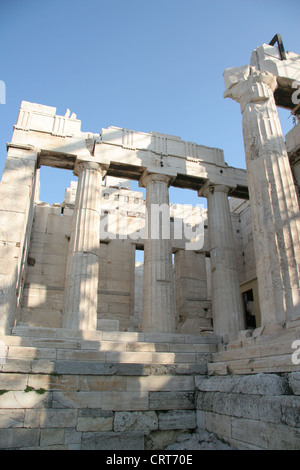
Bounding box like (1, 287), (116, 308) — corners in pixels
(209, 354), (300, 376)
(1, 357), (208, 376)
(2, 344), (212, 365)
(208, 328), (300, 376)
(11, 326), (219, 345)
(1, 326), (214, 389)
(3, 327), (218, 368)
(2, 334), (217, 354)
(2, 328), (212, 376)
(0, 328), (212, 450)
(213, 333), (299, 363)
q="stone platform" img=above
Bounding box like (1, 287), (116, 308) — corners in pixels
(0, 327), (218, 450)
(208, 322), (300, 376)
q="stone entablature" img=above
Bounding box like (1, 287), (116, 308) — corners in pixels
(12, 100), (249, 198)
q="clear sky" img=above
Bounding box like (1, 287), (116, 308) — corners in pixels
(0, 0), (299, 206)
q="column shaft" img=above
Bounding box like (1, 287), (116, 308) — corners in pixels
(204, 184), (245, 339)
(226, 70), (300, 324)
(63, 161), (104, 330)
(141, 173), (176, 333)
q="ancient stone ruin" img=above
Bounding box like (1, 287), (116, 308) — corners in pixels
(0, 42), (299, 450)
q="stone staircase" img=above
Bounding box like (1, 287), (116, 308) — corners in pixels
(208, 323), (300, 376)
(0, 326), (219, 450)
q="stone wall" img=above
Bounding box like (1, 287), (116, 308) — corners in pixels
(18, 204), (72, 328)
(98, 240), (135, 331)
(0, 326), (216, 450)
(1, 326), (299, 450)
(229, 198), (257, 285)
(229, 198), (261, 327)
(175, 250), (212, 333)
(196, 373), (300, 450)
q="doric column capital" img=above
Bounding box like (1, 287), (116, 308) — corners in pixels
(139, 170), (174, 189)
(74, 160), (107, 178)
(198, 181), (232, 198)
(224, 66), (277, 113)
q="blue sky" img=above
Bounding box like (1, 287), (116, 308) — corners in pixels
(0, 0), (299, 206)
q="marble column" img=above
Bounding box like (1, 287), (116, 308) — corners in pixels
(200, 183), (245, 340)
(140, 172), (176, 333)
(224, 67), (300, 324)
(63, 161), (106, 330)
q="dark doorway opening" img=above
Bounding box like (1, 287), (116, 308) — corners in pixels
(243, 289), (257, 329)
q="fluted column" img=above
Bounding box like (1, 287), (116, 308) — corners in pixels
(201, 183), (245, 340)
(224, 67), (300, 324)
(63, 161), (106, 330)
(140, 172), (176, 333)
